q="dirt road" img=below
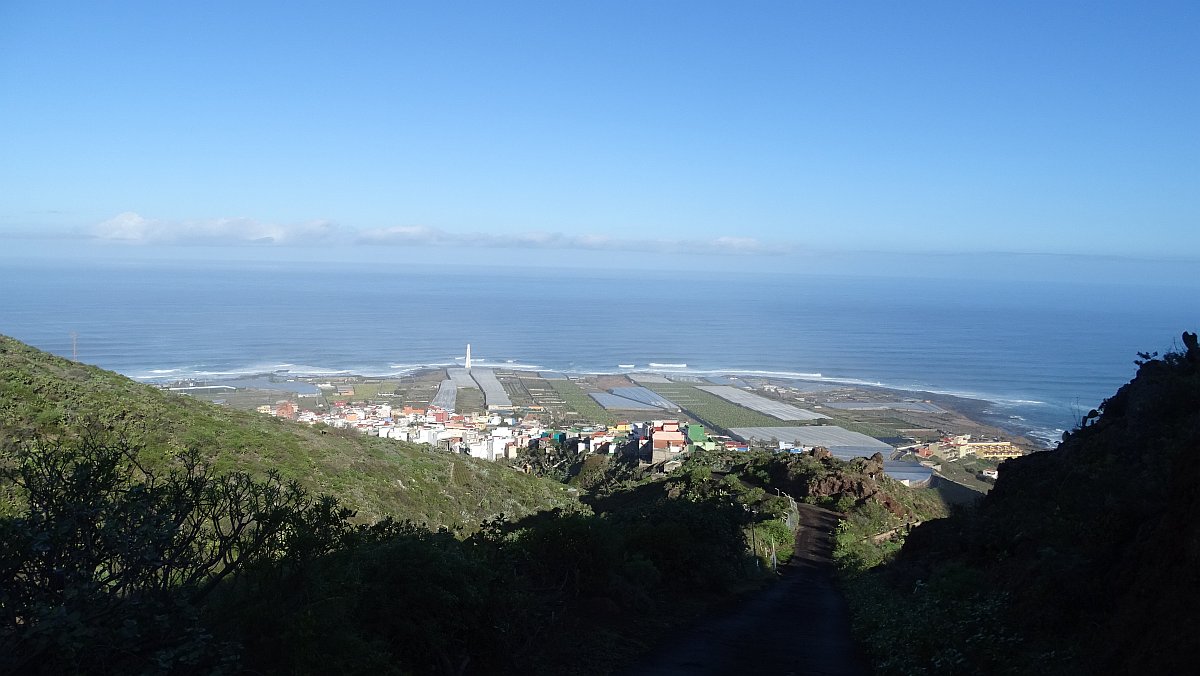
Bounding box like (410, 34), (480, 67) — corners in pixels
(621, 503), (870, 675)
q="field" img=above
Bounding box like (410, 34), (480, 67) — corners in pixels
(384, 370), (446, 410)
(339, 380), (401, 401)
(180, 363), (1027, 453)
(547, 379), (616, 425)
(455, 387), (485, 413)
(190, 388), (319, 411)
(495, 372), (538, 408)
(513, 375), (563, 411)
(696, 386), (828, 420)
(640, 382), (789, 431)
(817, 415), (912, 439)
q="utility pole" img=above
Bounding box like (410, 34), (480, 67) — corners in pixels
(70, 332), (78, 360)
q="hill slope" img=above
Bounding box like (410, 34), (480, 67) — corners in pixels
(845, 333), (1200, 674)
(0, 335), (575, 525)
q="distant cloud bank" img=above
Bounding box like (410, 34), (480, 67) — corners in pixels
(92, 212), (338, 245)
(356, 225), (781, 255)
(87, 212), (782, 255)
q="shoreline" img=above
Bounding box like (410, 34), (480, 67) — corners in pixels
(825, 381), (1062, 449)
(128, 356), (1086, 427)
(156, 364), (1059, 450)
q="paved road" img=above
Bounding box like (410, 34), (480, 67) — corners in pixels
(622, 504), (870, 676)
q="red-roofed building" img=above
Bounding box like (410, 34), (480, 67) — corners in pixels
(651, 421), (688, 462)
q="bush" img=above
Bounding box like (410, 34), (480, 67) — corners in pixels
(751, 519), (796, 566)
(0, 435), (357, 674)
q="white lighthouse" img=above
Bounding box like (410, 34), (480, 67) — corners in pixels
(465, 343), (472, 370)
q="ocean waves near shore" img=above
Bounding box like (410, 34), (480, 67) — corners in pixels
(3, 261), (1197, 448)
(117, 357), (1069, 446)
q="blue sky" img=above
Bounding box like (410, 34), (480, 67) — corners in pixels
(1, 1), (1197, 276)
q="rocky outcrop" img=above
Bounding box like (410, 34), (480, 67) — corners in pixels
(804, 474), (909, 518)
(750, 448), (912, 519)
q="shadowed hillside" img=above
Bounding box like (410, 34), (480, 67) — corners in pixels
(0, 334), (576, 526)
(844, 332), (1200, 674)
(16, 329), (1192, 674)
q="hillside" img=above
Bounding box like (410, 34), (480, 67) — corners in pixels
(0, 343), (814, 674)
(1, 333), (969, 674)
(0, 334), (576, 525)
(844, 332), (1200, 674)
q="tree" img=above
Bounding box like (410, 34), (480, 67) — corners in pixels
(0, 435), (334, 674)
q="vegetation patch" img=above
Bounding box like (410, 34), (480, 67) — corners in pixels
(836, 335), (1200, 674)
(1, 435), (766, 675)
(547, 379), (616, 425)
(0, 335), (576, 526)
(641, 383), (784, 430)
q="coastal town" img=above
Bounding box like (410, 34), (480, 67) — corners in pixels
(171, 346), (1029, 491)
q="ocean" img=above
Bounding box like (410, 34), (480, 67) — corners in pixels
(2, 259), (1197, 447)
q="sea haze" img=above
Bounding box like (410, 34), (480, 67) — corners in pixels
(3, 260), (1196, 447)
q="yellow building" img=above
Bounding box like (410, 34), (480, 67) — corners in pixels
(962, 441), (1023, 460)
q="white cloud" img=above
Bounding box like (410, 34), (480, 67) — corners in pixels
(711, 236), (767, 252)
(355, 225), (450, 245)
(92, 212), (338, 245)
